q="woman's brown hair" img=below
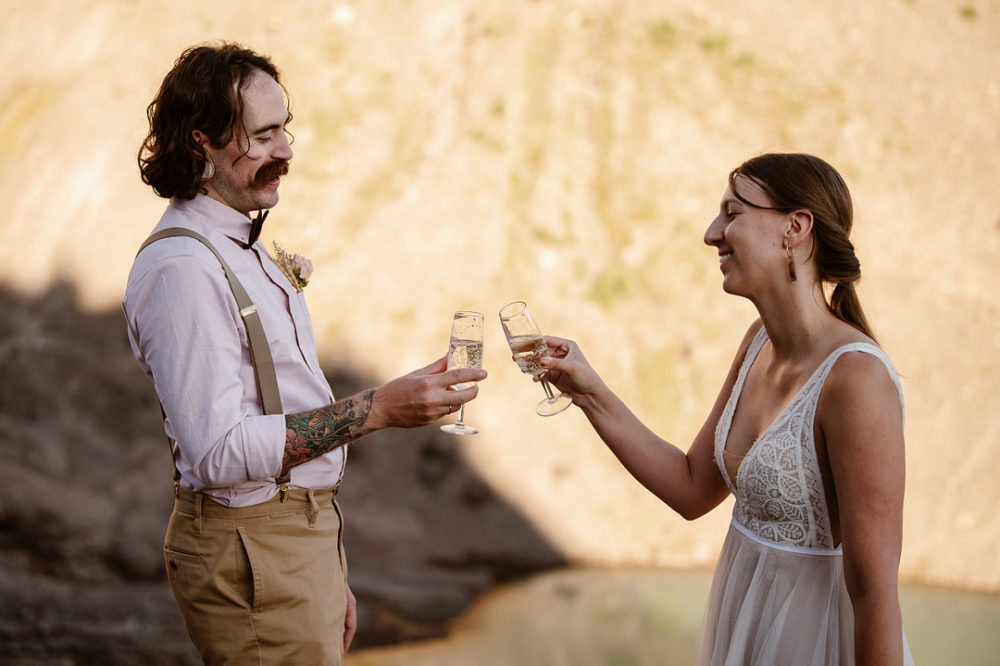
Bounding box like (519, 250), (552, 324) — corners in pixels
(729, 153), (876, 342)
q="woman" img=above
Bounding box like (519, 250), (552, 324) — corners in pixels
(541, 153), (914, 664)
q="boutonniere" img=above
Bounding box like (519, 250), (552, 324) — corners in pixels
(272, 242), (313, 292)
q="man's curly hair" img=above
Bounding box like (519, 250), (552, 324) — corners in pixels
(138, 43), (288, 200)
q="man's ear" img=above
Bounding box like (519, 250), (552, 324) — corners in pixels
(192, 130), (208, 149)
(786, 209), (814, 249)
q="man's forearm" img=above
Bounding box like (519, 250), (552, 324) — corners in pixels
(282, 389), (375, 476)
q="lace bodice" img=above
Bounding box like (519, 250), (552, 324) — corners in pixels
(714, 327), (904, 550)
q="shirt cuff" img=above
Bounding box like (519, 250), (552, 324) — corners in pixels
(246, 413), (288, 481)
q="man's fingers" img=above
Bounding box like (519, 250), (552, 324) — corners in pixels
(409, 355), (448, 376)
(441, 367), (487, 386)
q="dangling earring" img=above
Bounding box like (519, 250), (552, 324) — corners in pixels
(783, 235), (798, 282)
(202, 159), (215, 180)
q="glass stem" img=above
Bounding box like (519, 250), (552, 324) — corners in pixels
(540, 379), (556, 400)
(456, 403), (466, 424)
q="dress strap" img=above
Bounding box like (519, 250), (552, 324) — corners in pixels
(714, 325), (769, 491)
(816, 342), (905, 425)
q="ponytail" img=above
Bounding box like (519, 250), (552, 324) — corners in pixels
(830, 282), (876, 343)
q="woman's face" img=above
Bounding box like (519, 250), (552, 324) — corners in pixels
(704, 175), (789, 297)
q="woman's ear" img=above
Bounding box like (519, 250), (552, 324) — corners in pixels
(786, 209), (814, 249)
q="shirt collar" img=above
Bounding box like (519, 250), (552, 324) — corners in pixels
(170, 194), (258, 248)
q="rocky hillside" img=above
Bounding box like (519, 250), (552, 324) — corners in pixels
(1, 0), (998, 661)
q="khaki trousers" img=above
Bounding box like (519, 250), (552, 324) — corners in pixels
(165, 486), (347, 665)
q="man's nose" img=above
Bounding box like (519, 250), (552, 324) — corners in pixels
(274, 132), (293, 161)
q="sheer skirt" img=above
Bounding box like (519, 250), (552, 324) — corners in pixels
(699, 520), (914, 665)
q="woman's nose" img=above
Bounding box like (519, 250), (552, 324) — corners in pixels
(704, 215), (724, 246)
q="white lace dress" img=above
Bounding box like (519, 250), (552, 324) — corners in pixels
(700, 327), (914, 665)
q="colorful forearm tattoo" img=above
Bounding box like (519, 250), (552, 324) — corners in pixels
(282, 389), (375, 475)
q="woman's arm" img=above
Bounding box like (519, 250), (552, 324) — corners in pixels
(821, 351), (906, 664)
(540, 321), (762, 519)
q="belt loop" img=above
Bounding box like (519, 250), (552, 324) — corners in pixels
(279, 484), (289, 503)
(306, 489), (319, 527)
(193, 493), (204, 534)
(173, 480), (180, 498)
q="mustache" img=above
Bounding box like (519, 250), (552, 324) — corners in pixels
(251, 159), (290, 188)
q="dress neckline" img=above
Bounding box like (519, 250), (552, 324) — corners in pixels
(718, 327), (884, 492)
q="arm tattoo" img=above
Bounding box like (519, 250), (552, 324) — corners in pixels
(282, 389), (375, 476)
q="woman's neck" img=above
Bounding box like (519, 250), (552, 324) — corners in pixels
(753, 281), (837, 362)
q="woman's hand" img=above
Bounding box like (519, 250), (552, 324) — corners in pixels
(538, 335), (605, 407)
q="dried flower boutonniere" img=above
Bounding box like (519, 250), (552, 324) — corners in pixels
(272, 242), (313, 292)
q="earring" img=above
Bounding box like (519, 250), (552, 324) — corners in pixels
(783, 235), (798, 282)
(202, 160), (215, 180)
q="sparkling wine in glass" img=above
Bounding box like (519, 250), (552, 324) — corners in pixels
(499, 301), (572, 416)
(440, 310), (484, 435)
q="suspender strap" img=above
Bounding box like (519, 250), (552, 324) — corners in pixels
(138, 227), (283, 415)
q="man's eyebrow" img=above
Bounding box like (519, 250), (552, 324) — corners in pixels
(250, 114), (291, 134)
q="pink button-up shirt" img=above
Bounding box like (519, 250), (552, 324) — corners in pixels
(123, 195), (346, 507)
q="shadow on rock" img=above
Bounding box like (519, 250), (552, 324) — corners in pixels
(0, 283), (565, 663)
(327, 367), (566, 647)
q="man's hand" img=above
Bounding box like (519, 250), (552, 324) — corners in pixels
(343, 582), (357, 653)
(366, 355), (487, 431)
(282, 356), (487, 475)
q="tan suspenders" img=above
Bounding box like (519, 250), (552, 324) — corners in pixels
(137, 227), (288, 487)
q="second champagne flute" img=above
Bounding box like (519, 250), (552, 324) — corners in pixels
(440, 310), (484, 435)
(499, 301), (573, 416)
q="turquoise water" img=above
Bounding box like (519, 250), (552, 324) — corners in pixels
(900, 582), (1000, 665)
(350, 569), (1000, 665)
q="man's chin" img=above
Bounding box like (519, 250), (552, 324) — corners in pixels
(255, 191), (280, 210)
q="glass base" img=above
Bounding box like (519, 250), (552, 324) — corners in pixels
(536, 392), (573, 416)
(441, 422), (478, 435)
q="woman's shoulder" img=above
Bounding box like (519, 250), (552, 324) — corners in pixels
(827, 347), (893, 383)
(821, 341), (903, 417)
(814, 315), (902, 405)
(824, 320), (893, 376)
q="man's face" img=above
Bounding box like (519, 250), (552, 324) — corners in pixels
(199, 70), (293, 216)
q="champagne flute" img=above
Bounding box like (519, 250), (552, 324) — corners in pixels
(440, 310), (484, 435)
(499, 301), (573, 416)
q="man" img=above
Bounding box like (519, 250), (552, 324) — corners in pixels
(123, 43), (485, 665)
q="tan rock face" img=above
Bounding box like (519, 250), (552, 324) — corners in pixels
(1, 0), (998, 658)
